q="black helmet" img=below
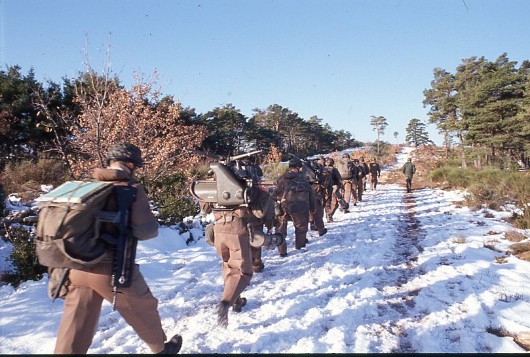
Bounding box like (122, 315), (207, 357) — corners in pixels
(288, 157), (302, 168)
(106, 143), (144, 167)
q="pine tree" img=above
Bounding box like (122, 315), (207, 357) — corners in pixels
(370, 115), (388, 156)
(423, 67), (459, 157)
(405, 118), (432, 147)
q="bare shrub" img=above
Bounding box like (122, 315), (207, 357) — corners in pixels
(0, 158), (70, 203)
(484, 240), (502, 252)
(504, 230), (526, 242)
(494, 255), (508, 264)
(510, 242), (530, 261)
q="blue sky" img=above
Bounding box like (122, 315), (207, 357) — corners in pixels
(1, 0), (529, 145)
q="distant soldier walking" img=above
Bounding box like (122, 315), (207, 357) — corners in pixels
(368, 157), (381, 190)
(402, 157), (416, 193)
(353, 158), (366, 202)
(360, 157), (370, 192)
(322, 158), (343, 222)
(337, 153), (358, 208)
(305, 158), (328, 237)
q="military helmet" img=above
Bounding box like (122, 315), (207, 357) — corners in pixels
(325, 157), (335, 166)
(407, 157), (412, 162)
(288, 157), (303, 168)
(342, 153), (350, 159)
(106, 143), (144, 167)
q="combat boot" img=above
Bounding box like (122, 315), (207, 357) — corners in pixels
(158, 334), (182, 354)
(319, 228), (327, 236)
(217, 300), (229, 328)
(233, 296), (247, 312)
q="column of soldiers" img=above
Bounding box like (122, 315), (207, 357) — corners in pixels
(198, 153), (383, 330)
(52, 145), (386, 353)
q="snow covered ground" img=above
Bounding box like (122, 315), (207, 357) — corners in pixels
(1, 148), (530, 353)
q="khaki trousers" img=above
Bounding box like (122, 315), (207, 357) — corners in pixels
(342, 179), (357, 205)
(54, 264), (166, 354)
(213, 213), (253, 305)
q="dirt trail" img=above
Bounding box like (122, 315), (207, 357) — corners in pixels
(368, 187), (428, 353)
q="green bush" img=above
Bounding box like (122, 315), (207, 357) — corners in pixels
(429, 166), (473, 188)
(466, 183), (502, 210)
(141, 173), (200, 226)
(1, 225), (46, 287)
(502, 173), (530, 229)
(431, 162), (530, 227)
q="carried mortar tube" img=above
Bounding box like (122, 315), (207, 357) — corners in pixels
(190, 162), (249, 207)
(247, 223), (284, 248)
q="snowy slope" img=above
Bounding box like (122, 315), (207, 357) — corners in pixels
(1, 148), (530, 353)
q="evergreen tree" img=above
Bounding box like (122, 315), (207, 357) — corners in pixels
(0, 65), (52, 167)
(456, 54), (525, 165)
(423, 67), (459, 156)
(199, 104), (247, 157)
(515, 66), (530, 166)
(370, 115), (388, 155)
(405, 118), (432, 147)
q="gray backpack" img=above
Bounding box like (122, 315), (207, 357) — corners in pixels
(337, 160), (352, 179)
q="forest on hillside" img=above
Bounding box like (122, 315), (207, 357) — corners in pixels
(0, 52), (529, 224)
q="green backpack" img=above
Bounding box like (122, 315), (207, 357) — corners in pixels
(35, 181), (115, 270)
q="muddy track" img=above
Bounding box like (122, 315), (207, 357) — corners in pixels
(374, 191), (427, 353)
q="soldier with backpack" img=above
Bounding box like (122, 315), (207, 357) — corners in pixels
(336, 153), (358, 209)
(304, 158), (328, 237)
(322, 157), (343, 222)
(353, 158), (366, 202)
(49, 143), (182, 354)
(368, 157), (381, 190)
(196, 155), (273, 328)
(360, 157), (370, 192)
(272, 157), (316, 255)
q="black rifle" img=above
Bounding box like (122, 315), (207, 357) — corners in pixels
(110, 185), (138, 311)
